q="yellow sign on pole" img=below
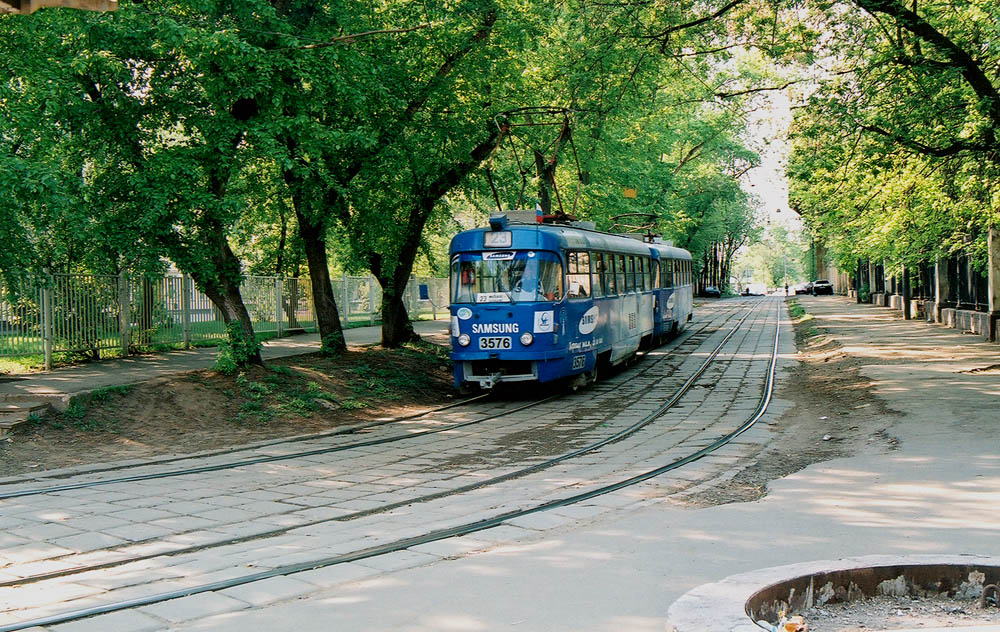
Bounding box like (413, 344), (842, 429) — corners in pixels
(623, 187), (638, 199)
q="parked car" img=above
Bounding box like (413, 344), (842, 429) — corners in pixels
(702, 286), (721, 298)
(811, 279), (834, 295)
(794, 283), (811, 295)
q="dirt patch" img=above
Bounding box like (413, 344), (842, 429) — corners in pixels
(683, 299), (901, 506)
(0, 342), (454, 477)
(801, 595), (1000, 630)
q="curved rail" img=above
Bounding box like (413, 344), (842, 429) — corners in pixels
(1, 300), (766, 590)
(0, 299), (781, 631)
(0, 302), (747, 500)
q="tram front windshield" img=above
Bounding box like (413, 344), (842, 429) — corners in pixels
(452, 251), (563, 304)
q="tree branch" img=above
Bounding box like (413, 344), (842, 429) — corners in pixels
(853, 0), (1000, 143)
(646, 0), (746, 42)
(860, 124), (992, 156)
(294, 24), (432, 50)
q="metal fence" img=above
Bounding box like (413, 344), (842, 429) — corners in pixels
(0, 273), (449, 368)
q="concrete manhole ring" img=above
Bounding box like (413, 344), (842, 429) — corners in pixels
(667, 554), (1000, 632)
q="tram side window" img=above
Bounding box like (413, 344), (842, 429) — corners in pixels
(614, 255), (625, 294)
(661, 259), (672, 289)
(645, 258), (655, 290)
(567, 252), (591, 299)
(603, 253), (616, 295)
(637, 258), (645, 291)
(590, 253), (605, 298)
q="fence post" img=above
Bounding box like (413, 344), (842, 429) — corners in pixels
(342, 273), (349, 327)
(42, 277), (53, 372)
(119, 271), (131, 356)
(182, 274), (192, 349)
(368, 276), (376, 326)
(409, 275), (417, 319)
(275, 277), (284, 338)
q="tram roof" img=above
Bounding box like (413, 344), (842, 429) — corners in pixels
(450, 223), (691, 260)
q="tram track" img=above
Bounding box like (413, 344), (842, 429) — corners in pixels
(0, 301), (747, 501)
(0, 300), (763, 592)
(0, 299), (781, 630)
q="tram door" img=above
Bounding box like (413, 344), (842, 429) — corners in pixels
(612, 254), (641, 364)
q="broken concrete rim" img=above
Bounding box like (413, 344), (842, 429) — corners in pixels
(666, 554), (1000, 632)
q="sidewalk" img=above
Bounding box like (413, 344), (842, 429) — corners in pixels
(0, 319), (450, 402)
(161, 296), (1000, 632)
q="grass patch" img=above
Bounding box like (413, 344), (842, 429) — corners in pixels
(58, 399), (117, 432)
(787, 299), (813, 323)
(90, 384), (133, 404)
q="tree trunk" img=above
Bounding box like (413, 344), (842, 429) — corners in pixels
(373, 132), (500, 347)
(198, 271), (263, 366)
(380, 286), (419, 347)
(297, 210), (347, 353)
(533, 149), (554, 214)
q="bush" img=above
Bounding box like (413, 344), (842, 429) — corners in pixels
(215, 322), (263, 375)
(321, 332), (344, 356)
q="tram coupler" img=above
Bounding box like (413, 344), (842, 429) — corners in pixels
(477, 372), (503, 390)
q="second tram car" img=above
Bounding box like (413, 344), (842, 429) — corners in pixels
(449, 214), (693, 391)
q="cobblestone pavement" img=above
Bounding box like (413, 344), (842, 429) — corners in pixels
(0, 297), (789, 631)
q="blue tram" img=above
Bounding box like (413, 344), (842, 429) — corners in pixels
(448, 214), (693, 390)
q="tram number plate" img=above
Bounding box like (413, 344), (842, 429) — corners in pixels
(479, 336), (512, 350)
(572, 355), (586, 370)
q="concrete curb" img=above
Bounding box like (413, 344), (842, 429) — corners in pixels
(667, 553), (1000, 632)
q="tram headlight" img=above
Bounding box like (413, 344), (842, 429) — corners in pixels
(520, 332), (534, 346)
(458, 333), (471, 347)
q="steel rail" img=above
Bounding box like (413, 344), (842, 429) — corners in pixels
(0, 299), (780, 631)
(0, 302), (744, 500)
(0, 393), (488, 486)
(0, 300), (763, 590)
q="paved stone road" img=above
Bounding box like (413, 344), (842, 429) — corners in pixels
(0, 298), (788, 631)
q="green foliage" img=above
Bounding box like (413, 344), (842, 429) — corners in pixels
(786, 0), (1000, 270)
(321, 332), (345, 357)
(787, 300), (807, 320)
(89, 384), (133, 404)
(734, 225), (806, 289)
(215, 323), (263, 376)
(338, 398), (369, 410)
(61, 401), (87, 422)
